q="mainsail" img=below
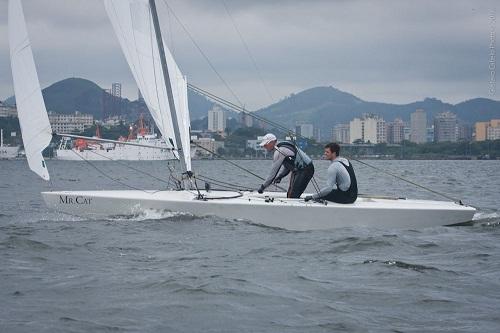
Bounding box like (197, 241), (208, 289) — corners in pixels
(8, 0), (52, 180)
(104, 0), (191, 172)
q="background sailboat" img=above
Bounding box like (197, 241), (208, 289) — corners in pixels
(9, 0), (476, 230)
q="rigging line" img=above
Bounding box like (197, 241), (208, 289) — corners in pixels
(189, 84), (293, 134)
(196, 177), (247, 191)
(310, 176), (321, 193)
(189, 83), (463, 203)
(196, 174), (252, 190)
(166, 162), (182, 189)
(191, 140), (287, 192)
(351, 159), (461, 203)
(196, 174), (253, 191)
(220, 0), (274, 104)
(82, 149), (173, 186)
(68, 149), (154, 193)
(160, 0), (244, 107)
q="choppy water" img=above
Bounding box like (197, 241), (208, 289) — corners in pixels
(1, 159), (499, 332)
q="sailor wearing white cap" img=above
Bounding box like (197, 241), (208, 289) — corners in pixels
(257, 133), (314, 198)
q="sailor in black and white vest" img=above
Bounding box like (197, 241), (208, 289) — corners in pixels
(305, 142), (358, 204)
(257, 133), (314, 198)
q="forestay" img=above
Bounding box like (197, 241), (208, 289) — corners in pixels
(104, 0), (191, 172)
(8, 0), (52, 180)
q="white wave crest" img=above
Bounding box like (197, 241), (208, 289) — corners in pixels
(108, 209), (194, 222)
(472, 211), (500, 221)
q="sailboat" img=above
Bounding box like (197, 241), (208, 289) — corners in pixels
(9, 0), (476, 231)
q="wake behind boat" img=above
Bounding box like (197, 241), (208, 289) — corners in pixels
(8, 0), (476, 230)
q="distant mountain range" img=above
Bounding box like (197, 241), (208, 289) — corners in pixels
(4, 79), (500, 136)
(256, 86), (500, 136)
(4, 78), (219, 121)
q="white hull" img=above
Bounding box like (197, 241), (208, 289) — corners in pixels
(41, 190), (476, 230)
(0, 146), (20, 159)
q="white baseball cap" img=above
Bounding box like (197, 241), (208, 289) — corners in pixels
(259, 133), (277, 146)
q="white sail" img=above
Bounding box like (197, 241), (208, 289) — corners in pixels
(104, 0), (192, 171)
(8, 0), (52, 180)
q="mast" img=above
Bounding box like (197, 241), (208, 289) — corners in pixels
(149, 0), (188, 175)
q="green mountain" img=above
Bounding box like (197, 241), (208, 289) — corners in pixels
(5, 79), (500, 137)
(5, 77), (221, 121)
(256, 87), (500, 138)
(5, 78), (105, 117)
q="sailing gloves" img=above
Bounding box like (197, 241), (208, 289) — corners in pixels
(273, 176), (282, 184)
(258, 185), (265, 194)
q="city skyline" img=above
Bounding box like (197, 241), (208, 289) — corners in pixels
(0, 0), (498, 110)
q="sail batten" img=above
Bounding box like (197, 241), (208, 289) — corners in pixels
(9, 0), (52, 180)
(104, 0), (192, 172)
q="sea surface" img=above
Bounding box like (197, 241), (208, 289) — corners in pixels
(1, 159), (499, 332)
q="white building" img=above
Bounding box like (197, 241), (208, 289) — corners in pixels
(434, 111), (458, 142)
(101, 116), (124, 127)
(387, 118), (405, 144)
(111, 83), (122, 98)
(192, 137), (224, 157)
(410, 109), (427, 143)
(349, 114), (386, 144)
(0, 103), (17, 118)
(487, 125), (500, 140)
(48, 111), (94, 133)
(208, 106), (226, 132)
(332, 123), (350, 143)
(247, 138), (267, 154)
(296, 123), (314, 139)
(240, 112), (253, 127)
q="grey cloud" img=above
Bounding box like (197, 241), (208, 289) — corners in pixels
(0, 0), (498, 108)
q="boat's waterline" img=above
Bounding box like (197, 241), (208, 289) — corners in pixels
(41, 190), (476, 231)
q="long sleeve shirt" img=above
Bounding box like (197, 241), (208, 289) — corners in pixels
(262, 145), (295, 188)
(312, 157), (351, 199)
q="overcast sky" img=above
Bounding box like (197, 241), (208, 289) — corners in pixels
(0, 0), (498, 109)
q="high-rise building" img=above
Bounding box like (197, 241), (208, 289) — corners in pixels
(332, 123), (350, 143)
(0, 102), (17, 118)
(426, 126), (434, 142)
(410, 109), (427, 143)
(208, 106), (226, 132)
(487, 125), (500, 140)
(475, 119), (500, 141)
(295, 123), (314, 139)
(403, 126), (411, 141)
(111, 83), (122, 98)
(240, 112), (253, 128)
(457, 122), (472, 141)
(314, 128), (321, 142)
(434, 111), (458, 142)
(386, 118), (405, 144)
(349, 114), (386, 144)
(137, 89), (144, 102)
